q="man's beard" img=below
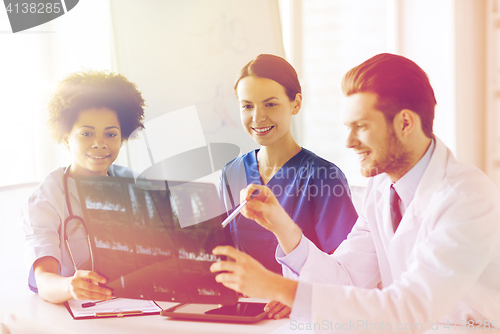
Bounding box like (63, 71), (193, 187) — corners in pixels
(361, 131), (412, 178)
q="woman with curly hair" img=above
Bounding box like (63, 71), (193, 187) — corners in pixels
(21, 70), (145, 303)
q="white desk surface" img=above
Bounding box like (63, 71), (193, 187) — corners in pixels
(3, 291), (499, 334)
(0, 290), (291, 334)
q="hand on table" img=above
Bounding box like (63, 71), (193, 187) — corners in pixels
(265, 300), (291, 319)
(67, 270), (112, 301)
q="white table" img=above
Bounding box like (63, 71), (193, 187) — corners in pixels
(4, 292), (498, 334)
(0, 291), (290, 334)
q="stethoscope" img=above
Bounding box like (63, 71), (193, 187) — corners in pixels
(63, 165), (95, 272)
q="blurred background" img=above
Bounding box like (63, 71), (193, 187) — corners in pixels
(0, 0), (498, 189)
(0, 0), (498, 296)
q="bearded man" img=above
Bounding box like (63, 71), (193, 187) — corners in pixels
(211, 53), (500, 332)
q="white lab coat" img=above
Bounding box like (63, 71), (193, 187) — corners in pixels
(285, 138), (500, 333)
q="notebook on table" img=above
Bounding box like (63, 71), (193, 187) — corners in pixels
(65, 298), (162, 319)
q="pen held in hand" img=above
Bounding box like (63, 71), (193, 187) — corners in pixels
(221, 189), (260, 228)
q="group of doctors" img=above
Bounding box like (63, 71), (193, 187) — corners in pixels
(21, 53), (500, 332)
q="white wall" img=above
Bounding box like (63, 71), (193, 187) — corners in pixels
(455, 0), (487, 170)
(396, 0), (456, 153)
(296, 0), (388, 187)
(110, 0), (284, 182)
(396, 0), (487, 170)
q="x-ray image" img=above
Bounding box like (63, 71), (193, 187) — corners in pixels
(75, 176), (236, 305)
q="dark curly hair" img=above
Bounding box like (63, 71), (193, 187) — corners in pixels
(47, 70), (145, 143)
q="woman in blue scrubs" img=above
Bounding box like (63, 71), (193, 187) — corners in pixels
(219, 54), (358, 276)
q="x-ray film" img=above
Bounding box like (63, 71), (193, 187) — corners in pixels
(74, 176), (236, 305)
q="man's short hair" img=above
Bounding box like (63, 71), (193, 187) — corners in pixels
(342, 53), (436, 138)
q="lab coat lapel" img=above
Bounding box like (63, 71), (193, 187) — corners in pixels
(411, 137), (449, 218)
(381, 137), (449, 227)
(376, 137), (449, 240)
(365, 138), (453, 284)
(389, 138), (450, 278)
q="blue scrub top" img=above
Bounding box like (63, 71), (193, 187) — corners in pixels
(218, 148), (358, 273)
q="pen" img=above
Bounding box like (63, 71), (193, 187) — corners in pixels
(95, 310), (143, 318)
(81, 297), (118, 308)
(221, 189), (260, 228)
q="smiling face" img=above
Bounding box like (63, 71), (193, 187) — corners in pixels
(344, 92), (411, 179)
(64, 108), (122, 176)
(237, 76), (300, 148)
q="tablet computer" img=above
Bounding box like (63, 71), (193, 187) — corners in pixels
(161, 301), (268, 323)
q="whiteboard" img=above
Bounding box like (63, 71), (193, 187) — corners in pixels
(110, 0), (285, 181)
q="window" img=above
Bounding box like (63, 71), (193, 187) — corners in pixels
(282, 0), (389, 186)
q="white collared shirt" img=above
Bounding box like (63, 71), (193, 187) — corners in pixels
(392, 139), (435, 216)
